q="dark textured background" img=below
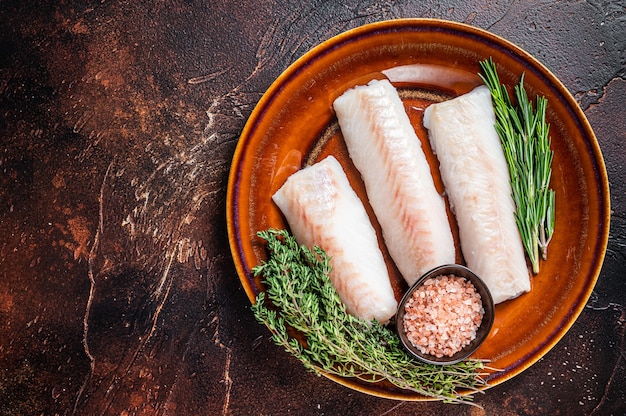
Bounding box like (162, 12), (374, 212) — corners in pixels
(1, 1), (624, 415)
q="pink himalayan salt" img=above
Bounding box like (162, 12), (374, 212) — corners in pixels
(402, 274), (484, 358)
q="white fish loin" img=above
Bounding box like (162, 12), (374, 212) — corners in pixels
(333, 79), (456, 286)
(272, 156), (398, 324)
(423, 85), (530, 304)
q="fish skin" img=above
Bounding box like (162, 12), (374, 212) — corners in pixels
(272, 156), (398, 324)
(333, 79), (456, 286)
(423, 85), (530, 304)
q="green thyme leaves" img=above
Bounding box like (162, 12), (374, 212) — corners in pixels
(479, 58), (556, 273)
(251, 229), (487, 404)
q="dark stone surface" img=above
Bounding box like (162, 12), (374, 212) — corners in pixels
(0, 1), (624, 415)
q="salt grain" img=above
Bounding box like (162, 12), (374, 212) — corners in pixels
(402, 274), (484, 358)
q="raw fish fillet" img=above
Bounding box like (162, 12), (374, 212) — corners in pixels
(272, 156), (398, 324)
(423, 85), (530, 303)
(332, 79), (456, 285)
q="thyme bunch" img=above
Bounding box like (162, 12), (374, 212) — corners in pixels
(479, 58), (556, 273)
(251, 229), (488, 404)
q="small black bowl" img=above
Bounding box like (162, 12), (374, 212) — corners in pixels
(395, 264), (495, 365)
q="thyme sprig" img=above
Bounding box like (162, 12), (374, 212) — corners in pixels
(251, 228), (488, 404)
(479, 58), (556, 273)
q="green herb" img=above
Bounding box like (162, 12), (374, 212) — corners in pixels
(479, 58), (556, 273)
(251, 228), (488, 404)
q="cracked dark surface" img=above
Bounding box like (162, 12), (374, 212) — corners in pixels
(1, 0), (624, 415)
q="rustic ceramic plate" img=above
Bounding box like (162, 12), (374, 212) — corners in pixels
(226, 18), (610, 400)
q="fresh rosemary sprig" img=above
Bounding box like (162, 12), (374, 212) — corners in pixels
(479, 58), (556, 273)
(251, 228), (488, 404)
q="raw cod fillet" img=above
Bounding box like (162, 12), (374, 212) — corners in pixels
(332, 79), (456, 286)
(272, 156), (398, 324)
(423, 85), (530, 304)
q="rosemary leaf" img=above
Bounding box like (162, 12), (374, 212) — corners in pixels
(479, 58), (556, 273)
(251, 228), (488, 404)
